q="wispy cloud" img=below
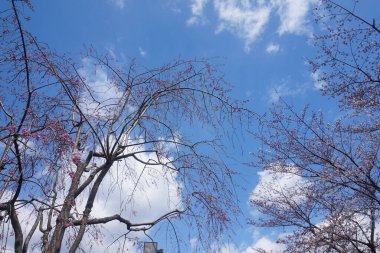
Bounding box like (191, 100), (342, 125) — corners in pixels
(165, 0), (183, 13)
(266, 42), (280, 54)
(214, 0), (271, 52)
(187, 0), (209, 25)
(187, 0), (317, 51)
(275, 0), (317, 35)
(139, 47), (147, 57)
(216, 237), (285, 253)
(311, 70), (326, 90)
(111, 0), (126, 9)
(78, 58), (123, 119)
(268, 82), (306, 103)
(247, 236), (286, 252)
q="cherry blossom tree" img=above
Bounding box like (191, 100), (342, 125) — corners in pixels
(250, 103), (379, 252)
(310, 0), (380, 120)
(250, 1), (380, 252)
(0, 1), (248, 252)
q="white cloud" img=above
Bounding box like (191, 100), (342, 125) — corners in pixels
(247, 237), (285, 253)
(266, 42), (280, 54)
(92, 150), (182, 223)
(310, 70), (326, 90)
(187, 0), (317, 51)
(274, 0), (316, 35)
(78, 58), (123, 119)
(106, 46), (117, 59)
(76, 147), (182, 252)
(190, 237), (198, 250)
(216, 237), (285, 253)
(214, 0), (271, 52)
(250, 164), (307, 209)
(187, 0), (209, 25)
(139, 47), (147, 57)
(111, 0), (126, 9)
(268, 82), (306, 103)
(164, 0), (183, 13)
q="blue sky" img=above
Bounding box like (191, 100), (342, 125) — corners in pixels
(27, 0), (341, 121)
(21, 0), (380, 252)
